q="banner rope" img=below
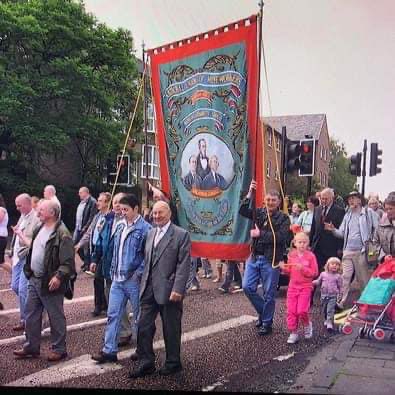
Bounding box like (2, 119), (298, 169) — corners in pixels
(109, 62), (147, 204)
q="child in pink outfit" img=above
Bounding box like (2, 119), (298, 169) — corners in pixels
(280, 232), (318, 344)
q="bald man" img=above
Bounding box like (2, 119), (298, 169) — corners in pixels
(14, 199), (75, 362)
(9, 194), (41, 331)
(129, 201), (191, 378)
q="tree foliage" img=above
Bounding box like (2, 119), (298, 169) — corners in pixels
(0, 0), (141, 195)
(328, 138), (357, 198)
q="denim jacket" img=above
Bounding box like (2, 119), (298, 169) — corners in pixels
(110, 216), (151, 280)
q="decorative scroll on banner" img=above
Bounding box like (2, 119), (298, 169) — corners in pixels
(149, 16), (264, 260)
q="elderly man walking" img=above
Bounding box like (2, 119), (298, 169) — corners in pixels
(13, 200), (75, 361)
(129, 201), (191, 378)
(325, 191), (379, 309)
(9, 194), (41, 331)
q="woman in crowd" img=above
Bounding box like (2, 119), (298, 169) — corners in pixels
(297, 196), (320, 234)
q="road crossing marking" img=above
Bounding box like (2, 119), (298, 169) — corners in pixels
(0, 295), (94, 316)
(0, 288), (12, 293)
(5, 315), (256, 387)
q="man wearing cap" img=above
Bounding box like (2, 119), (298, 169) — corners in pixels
(325, 191), (379, 309)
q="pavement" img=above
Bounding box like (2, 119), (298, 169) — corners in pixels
(287, 327), (395, 395)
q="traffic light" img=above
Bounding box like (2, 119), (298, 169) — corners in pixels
(299, 139), (315, 176)
(349, 152), (362, 176)
(286, 140), (300, 172)
(369, 143), (382, 176)
(116, 154), (130, 185)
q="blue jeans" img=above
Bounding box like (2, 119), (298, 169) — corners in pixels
(11, 258), (28, 324)
(242, 255), (280, 326)
(102, 273), (140, 355)
(186, 257), (200, 290)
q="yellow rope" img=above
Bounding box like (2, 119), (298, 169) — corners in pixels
(109, 63), (147, 204)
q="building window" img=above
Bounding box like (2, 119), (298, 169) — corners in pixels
(267, 129), (273, 147)
(320, 146), (324, 159)
(147, 103), (155, 133)
(274, 168), (279, 180)
(266, 160), (272, 178)
(131, 160), (138, 185)
(323, 173), (327, 186)
(324, 149), (328, 161)
(141, 144), (160, 180)
(275, 135), (281, 152)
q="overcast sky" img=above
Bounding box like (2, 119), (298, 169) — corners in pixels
(84, 0), (394, 199)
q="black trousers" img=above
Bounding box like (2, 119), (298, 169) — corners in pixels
(137, 281), (183, 369)
(94, 261), (107, 311)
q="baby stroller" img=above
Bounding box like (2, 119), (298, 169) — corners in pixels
(337, 256), (395, 342)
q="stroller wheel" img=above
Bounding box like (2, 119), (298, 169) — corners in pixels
(367, 329), (374, 339)
(359, 327), (365, 338)
(342, 324), (353, 335)
(373, 328), (386, 341)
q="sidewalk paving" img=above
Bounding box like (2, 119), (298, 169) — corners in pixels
(287, 331), (395, 395)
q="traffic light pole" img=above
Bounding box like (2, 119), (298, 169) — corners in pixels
(281, 126), (287, 196)
(361, 139), (367, 197)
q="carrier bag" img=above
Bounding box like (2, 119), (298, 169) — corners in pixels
(358, 277), (395, 305)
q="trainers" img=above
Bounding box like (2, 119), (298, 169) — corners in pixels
(205, 274), (212, 279)
(233, 284), (241, 290)
(304, 321), (313, 339)
(326, 321), (334, 331)
(85, 270), (95, 276)
(190, 285), (200, 291)
(287, 333), (299, 344)
(218, 287), (228, 294)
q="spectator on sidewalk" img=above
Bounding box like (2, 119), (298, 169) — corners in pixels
(0, 193), (10, 274)
(239, 181), (291, 336)
(374, 193), (395, 257)
(91, 194), (151, 364)
(289, 202), (302, 225)
(310, 188), (345, 272)
(43, 185), (61, 215)
(280, 232), (318, 344)
(13, 199), (75, 362)
(297, 196), (319, 235)
(9, 194), (41, 331)
(312, 257), (343, 331)
(73, 186), (97, 272)
(325, 191), (379, 309)
(368, 196), (384, 220)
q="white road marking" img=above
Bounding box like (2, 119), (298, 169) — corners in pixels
(0, 312), (134, 346)
(0, 288), (12, 293)
(0, 295), (94, 316)
(273, 352), (295, 362)
(6, 315), (256, 387)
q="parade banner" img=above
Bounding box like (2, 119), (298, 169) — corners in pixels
(149, 16), (263, 259)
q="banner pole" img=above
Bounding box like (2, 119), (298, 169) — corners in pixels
(252, 1), (264, 222)
(142, 41), (150, 209)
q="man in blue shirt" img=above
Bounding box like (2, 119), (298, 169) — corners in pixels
(91, 194), (151, 363)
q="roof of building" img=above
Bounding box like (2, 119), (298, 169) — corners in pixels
(262, 114), (327, 140)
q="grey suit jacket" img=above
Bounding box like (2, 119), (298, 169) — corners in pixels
(140, 223), (191, 305)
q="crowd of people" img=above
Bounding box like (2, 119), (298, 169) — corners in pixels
(0, 181), (394, 376)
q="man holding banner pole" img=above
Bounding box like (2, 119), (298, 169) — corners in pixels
(240, 180), (291, 335)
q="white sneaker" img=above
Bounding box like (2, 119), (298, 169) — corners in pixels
(304, 321), (313, 339)
(326, 321), (334, 330)
(324, 319), (329, 328)
(287, 333), (299, 344)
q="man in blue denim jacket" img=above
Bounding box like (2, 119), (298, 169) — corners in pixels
(91, 193), (151, 363)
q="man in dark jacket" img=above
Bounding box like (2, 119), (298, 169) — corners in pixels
(73, 186), (97, 271)
(239, 181), (291, 336)
(13, 199), (76, 362)
(309, 188), (345, 271)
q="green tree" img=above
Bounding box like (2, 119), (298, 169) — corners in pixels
(0, 0), (142, 196)
(328, 138), (357, 198)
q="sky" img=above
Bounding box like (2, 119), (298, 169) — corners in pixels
(84, 0), (395, 199)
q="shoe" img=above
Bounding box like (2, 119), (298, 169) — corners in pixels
(258, 325), (272, 336)
(47, 351), (67, 362)
(304, 321), (313, 339)
(12, 323), (25, 331)
(326, 321), (334, 331)
(129, 365), (156, 379)
(91, 351), (118, 364)
(159, 364), (183, 376)
(287, 333), (299, 344)
(91, 309), (101, 317)
(129, 352), (139, 361)
(0, 302), (3, 310)
(199, 274), (207, 279)
(255, 319), (263, 328)
(190, 285), (200, 291)
(233, 284), (241, 290)
(118, 336), (132, 347)
(13, 348), (40, 359)
(205, 274), (212, 279)
(218, 287), (229, 294)
(85, 270), (95, 276)
(212, 278), (221, 283)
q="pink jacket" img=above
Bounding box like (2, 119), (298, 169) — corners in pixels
(282, 249), (319, 289)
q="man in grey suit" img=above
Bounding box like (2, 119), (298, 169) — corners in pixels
(129, 201), (191, 378)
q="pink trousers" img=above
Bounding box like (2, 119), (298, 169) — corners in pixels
(286, 286), (312, 332)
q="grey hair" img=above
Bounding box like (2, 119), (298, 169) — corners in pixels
(16, 193), (31, 203)
(321, 188), (334, 197)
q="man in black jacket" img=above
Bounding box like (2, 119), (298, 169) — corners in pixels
(239, 181), (291, 335)
(73, 186), (97, 271)
(309, 188), (345, 271)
